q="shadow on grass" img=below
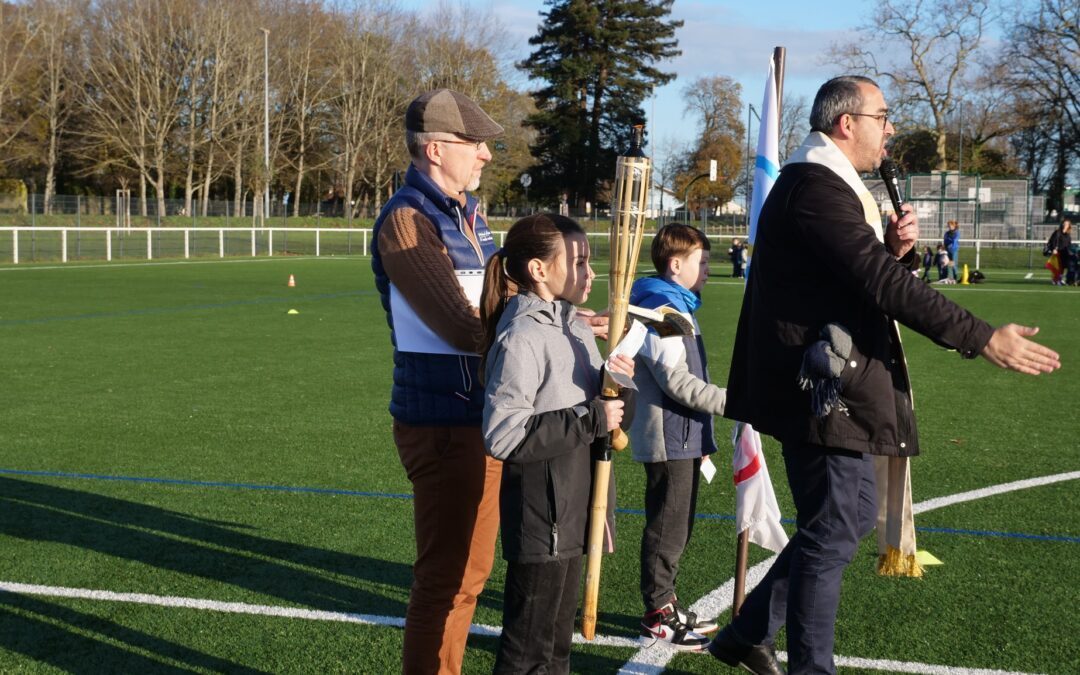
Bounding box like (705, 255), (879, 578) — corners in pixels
(0, 593), (267, 673)
(0, 476), (411, 617)
(463, 633), (634, 674)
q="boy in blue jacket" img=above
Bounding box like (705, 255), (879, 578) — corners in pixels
(629, 224), (727, 651)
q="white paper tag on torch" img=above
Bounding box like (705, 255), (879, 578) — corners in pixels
(610, 318), (648, 361)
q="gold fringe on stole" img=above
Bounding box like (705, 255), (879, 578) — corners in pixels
(874, 455), (924, 577)
(877, 544), (923, 577)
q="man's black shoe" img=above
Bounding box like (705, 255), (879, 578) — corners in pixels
(707, 626), (785, 675)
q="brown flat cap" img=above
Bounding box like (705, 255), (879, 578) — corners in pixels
(405, 89), (504, 141)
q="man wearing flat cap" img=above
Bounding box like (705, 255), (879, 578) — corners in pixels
(371, 89), (504, 674)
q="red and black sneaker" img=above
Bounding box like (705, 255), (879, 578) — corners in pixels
(639, 603), (710, 651)
(674, 600), (718, 634)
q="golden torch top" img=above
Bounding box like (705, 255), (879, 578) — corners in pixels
(606, 124), (652, 364)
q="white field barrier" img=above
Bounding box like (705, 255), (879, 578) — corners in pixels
(0, 227), (372, 264)
(0, 226), (1055, 272)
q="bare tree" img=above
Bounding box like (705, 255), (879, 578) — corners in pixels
(327, 2), (402, 223)
(999, 0), (1079, 211)
(407, 2), (509, 101)
(779, 94), (808, 164)
(216, 21), (263, 218)
(12, 0), (84, 212)
(678, 75), (744, 209)
(81, 0), (198, 216)
(651, 134), (688, 217)
(0, 3), (43, 157)
(195, 2), (252, 217)
(831, 0), (992, 170)
(273, 0), (338, 216)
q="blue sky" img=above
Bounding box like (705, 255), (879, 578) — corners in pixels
(400, 0), (874, 153)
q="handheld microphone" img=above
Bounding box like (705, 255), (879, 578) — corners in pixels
(879, 158), (905, 216)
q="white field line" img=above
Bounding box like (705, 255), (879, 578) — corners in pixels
(913, 471), (1080, 514)
(0, 581), (638, 650)
(617, 470), (1079, 674)
(1, 471), (1074, 673)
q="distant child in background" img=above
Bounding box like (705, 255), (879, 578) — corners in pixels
(944, 220), (961, 281)
(936, 244), (952, 282)
(480, 213), (636, 673)
(921, 246), (934, 282)
(629, 224), (726, 651)
(728, 238), (747, 277)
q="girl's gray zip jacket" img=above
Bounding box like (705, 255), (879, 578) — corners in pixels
(482, 292), (633, 563)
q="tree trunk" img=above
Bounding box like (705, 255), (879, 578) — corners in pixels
(294, 152), (304, 218)
(139, 171), (148, 218)
(44, 127), (58, 216)
(155, 149), (167, 217)
(201, 153), (214, 217)
(234, 155), (244, 217)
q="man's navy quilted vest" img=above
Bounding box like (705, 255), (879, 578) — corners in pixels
(371, 165), (497, 426)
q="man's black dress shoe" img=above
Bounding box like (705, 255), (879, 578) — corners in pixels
(707, 626), (786, 675)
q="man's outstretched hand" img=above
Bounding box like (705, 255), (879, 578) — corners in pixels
(981, 324), (1061, 375)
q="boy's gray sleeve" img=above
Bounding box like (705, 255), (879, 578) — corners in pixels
(639, 331), (726, 415)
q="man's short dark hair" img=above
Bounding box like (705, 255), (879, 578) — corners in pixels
(651, 223), (710, 274)
(810, 76), (879, 133)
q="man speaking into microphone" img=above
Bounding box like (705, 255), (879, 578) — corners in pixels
(708, 76), (1061, 674)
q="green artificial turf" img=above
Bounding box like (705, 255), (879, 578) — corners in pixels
(1, 255), (1077, 673)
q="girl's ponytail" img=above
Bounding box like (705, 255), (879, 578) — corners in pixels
(478, 250), (516, 381)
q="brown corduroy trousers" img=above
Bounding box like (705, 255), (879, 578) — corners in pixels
(394, 421), (503, 675)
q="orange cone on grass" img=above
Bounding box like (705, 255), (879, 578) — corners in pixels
(287, 274), (296, 287)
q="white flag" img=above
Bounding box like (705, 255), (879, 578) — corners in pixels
(748, 56), (780, 247)
(732, 422), (788, 553)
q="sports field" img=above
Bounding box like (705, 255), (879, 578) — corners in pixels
(0, 254), (1077, 674)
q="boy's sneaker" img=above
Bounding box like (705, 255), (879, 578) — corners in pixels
(639, 604), (710, 651)
(673, 601), (718, 634)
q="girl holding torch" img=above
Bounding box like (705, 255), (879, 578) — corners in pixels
(479, 213), (635, 672)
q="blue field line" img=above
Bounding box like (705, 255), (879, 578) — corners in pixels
(914, 525), (1079, 543)
(0, 290), (374, 327)
(3, 467), (1076, 544)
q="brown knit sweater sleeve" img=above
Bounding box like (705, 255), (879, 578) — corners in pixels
(378, 206), (483, 353)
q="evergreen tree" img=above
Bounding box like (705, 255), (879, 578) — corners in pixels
(519, 0), (680, 207)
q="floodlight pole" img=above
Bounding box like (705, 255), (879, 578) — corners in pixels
(744, 104), (760, 229)
(956, 99), (963, 226)
(262, 28), (270, 229)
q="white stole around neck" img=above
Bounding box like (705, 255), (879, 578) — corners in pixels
(787, 131), (923, 577)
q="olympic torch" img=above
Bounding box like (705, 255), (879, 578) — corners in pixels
(581, 124), (651, 640)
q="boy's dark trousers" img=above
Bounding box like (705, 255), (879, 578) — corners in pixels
(494, 555), (583, 675)
(728, 443), (876, 674)
(640, 457), (702, 611)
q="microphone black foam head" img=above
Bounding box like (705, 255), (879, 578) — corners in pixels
(879, 157), (898, 182)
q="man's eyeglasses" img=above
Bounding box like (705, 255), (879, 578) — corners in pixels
(436, 138), (486, 150)
(846, 111), (889, 129)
